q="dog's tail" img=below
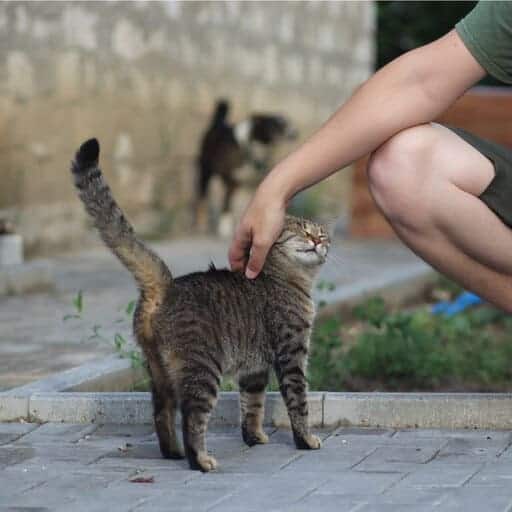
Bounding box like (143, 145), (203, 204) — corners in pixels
(210, 99), (230, 126)
(70, 139), (172, 303)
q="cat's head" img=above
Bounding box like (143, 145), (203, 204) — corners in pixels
(270, 215), (330, 271)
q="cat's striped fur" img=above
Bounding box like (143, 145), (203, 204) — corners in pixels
(71, 138), (330, 472)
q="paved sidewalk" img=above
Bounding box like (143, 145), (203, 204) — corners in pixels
(0, 237), (431, 390)
(1, 423), (512, 511)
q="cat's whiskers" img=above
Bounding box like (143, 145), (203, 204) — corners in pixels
(325, 252), (344, 267)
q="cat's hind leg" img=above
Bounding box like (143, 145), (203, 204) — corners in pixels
(239, 370), (269, 446)
(151, 381), (184, 459)
(180, 364), (220, 472)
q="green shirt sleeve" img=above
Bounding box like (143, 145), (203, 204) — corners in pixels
(456, 1), (512, 84)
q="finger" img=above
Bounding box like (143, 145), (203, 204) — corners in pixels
(245, 238), (272, 279)
(228, 229), (251, 272)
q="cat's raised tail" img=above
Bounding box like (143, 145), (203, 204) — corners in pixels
(71, 138), (173, 302)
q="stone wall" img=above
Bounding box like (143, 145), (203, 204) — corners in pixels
(0, 1), (375, 255)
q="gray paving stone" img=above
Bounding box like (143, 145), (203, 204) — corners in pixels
(351, 437), (447, 473)
(132, 487), (234, 512)
(208, 472), (331, 511)
(1, 423), (511, 511)
(0, 446), (36, 468)
(0, 485), (69, 509)
(380, 435), (448, 449)
(0, 423), (38, 445)
(0, 468), (48, 499)
(281, 445), (375, 473)
(181, 471), (258, 489)
(0, 507), (50, 512)
(1, 470), (125, 509)
(467, 460), (512, 487)
(266, 427), (334, 445)
(276, 494), (365, 512)
(20, 444), (109, 466)
(92, 455), (190, 473)
(14, 423), (97, 444)
(436, 435), (511, 462)
(63, 471), (196, 512)
(355, 504), (437, 512)
(330, 427), (395, 440)
(93, 423), (155, 437)
(354, 460), (427, 474)
(359, 445), (440, 465)
(440, 486), (512, 511)
(396, 462), (483, 488)
(496, 442), (512, 459)
(57, 478), (165, 512)
(218, 443), (301, 473)
(379, 487), (452, 506)
(315, 471), (404, 495)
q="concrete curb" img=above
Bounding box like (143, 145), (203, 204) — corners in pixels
(314, 262), (434, 317)
(8, 355), (133, 395)
(323, 392), (512, 429)
(3, 390), (512, 429)
(24, 392), (324, 428)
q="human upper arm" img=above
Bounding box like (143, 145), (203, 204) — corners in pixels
(411, 29), (486, 113)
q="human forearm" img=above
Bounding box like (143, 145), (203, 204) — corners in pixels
(229, 30), (486, 278)
(261, 30), (486, 203)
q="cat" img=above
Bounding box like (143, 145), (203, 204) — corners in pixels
(71, 138), (330, 472)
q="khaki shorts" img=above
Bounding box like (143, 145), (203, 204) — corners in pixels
(446, 125), (512, 228)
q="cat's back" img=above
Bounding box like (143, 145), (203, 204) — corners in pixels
(171, 267), (313, 316)
(159, 266), (269, 321)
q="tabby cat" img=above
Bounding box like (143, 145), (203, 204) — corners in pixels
(71, 138), (330, 472)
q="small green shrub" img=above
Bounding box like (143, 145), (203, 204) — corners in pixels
(310, 296), (512, 392)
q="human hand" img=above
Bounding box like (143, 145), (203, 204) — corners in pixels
(228, 185), (286, 279)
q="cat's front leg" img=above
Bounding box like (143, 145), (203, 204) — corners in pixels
(274, 341), (321, 451)
(239, 370), (269, 446)
(181, 364), (220, 472)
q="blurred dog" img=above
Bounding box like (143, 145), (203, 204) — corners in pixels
(196, 99), (298, 235)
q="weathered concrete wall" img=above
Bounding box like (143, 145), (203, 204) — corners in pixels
(0, 1), (375, 255)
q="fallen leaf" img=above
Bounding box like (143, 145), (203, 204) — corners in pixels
(129, 476), (155, 484)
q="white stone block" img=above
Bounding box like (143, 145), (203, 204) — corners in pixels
(0, 234), (23, 265)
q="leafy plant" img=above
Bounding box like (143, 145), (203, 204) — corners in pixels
(63, 291), (145, 371)
(309, 295), (512, 392)
(125, 300), (136, 317)
(63, 290), (84, 321)
(316, 280), (336, 292)
(309, 316), (344, 390)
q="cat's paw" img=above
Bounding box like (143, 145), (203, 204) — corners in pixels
(159, 440), (185, 460)
(243, 429), (269, 447)
(295, 433), (322, 450)
(161, 448), (185, 460)
(196, 453), (218, 472)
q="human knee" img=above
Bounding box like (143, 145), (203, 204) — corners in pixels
(367, 125), (440, 227)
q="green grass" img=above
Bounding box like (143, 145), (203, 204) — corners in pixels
(309, 295), (512, 392)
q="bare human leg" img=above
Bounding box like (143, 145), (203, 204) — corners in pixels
(367, 123), (512, 312)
